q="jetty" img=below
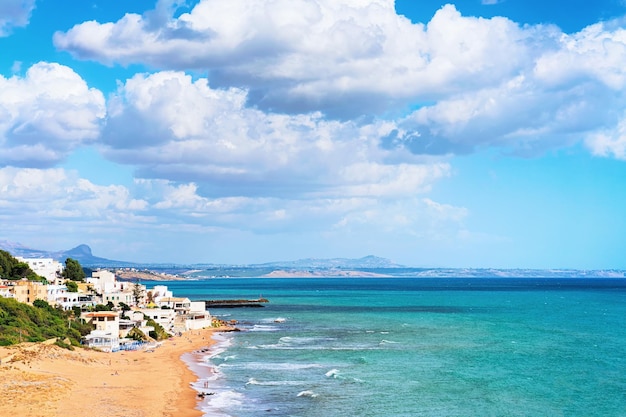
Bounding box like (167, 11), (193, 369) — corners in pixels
(204, 298), (269, 308)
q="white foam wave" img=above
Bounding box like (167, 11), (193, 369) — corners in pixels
(325, 369), (340, 378)
(260, 317), (287, 323)
(241, 362), (323, 371)
(297, 390), (319, 398)
(279, 336), (335, 345)
(250, 324), (280, 332)
(201, 390), (244, 416)
(246, 377), (306, 386)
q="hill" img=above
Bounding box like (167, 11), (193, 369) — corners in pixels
(0, 298), (91, 347)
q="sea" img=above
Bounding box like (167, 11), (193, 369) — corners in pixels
(161, 277), (626, 417)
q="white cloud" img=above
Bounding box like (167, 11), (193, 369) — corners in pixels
(0, 62), (106, 167)
(0, 165), (469, 262)
(585, 114), (626, 159)
(0, 167), (147, 222)
(101, 70), (448, 199)
(50, 0), (626, 163)
(0, 0), (35, 36)
(54, 2), (530, 117)
(51, 0), (626, 162)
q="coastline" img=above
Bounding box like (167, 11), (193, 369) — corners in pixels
(0, 327), (234, 417)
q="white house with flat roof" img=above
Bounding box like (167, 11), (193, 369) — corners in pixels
(17, 258), (64, 284)
(81, 311), (121, 352)
(83, 330), (120, 352)
(86, 270), (117, 293)
(134, 308), (177, 333)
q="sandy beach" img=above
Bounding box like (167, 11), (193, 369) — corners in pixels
(0, 327), (231, 417)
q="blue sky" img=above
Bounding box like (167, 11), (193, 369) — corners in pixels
(2, 0), (626, 268)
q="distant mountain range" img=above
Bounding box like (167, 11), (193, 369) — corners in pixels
(1, 240), (624, 278)
(0, 240), (134, 267)
(0, 240), (401, 269)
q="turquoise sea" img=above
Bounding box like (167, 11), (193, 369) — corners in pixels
(164, 278), (626, 417)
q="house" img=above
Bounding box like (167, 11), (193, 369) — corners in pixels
(102, 290), (134, 307)
(147, 285), (173, 303)
(83, 330), (120, 352)
(119, 316), (154, 339)
(81, 311), (121, 352)
(16, 258), (64, 284)
(157, 297), (192, 313)
(0, 285), (12, 298)
(56, 292), (96, 311)
(134, 308), (177, 333)
(82, 311), (120, 334)
(180, 311), (212, 331)
(11, 280), (48, 305)
(86, 270), (116, 293)
(88, 269), (147, 307)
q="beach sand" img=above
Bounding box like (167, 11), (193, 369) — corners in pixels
(0, 327), (231, 417)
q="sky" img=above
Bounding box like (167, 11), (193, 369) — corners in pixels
(1, 0), (626, 268)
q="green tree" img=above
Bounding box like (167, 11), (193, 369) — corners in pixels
(132, 281), (144, 306)
(0, 250), (42, 281)
(146, 317), (170, 341)
(62, 258), (85, 282)
(65, 281), (79, 292)
(0, 297), (91, 347)
(127, 327), (148, 342)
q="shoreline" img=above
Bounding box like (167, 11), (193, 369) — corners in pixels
(0, 327), (235, 417)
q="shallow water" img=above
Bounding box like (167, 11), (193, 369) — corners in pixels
(166, 278), (626, 416)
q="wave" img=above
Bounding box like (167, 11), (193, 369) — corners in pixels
(260, 317), (288, 323)
(249, 324), (280, 332)
(279, 336), (336, 345)
(325, 368), (340, 378)
(250, 344), (382, 351)
(246, 377), (306, 386)
(297, 390), (319, 398)
(239, 362), (323, 371)
(201, 390), (244, 417)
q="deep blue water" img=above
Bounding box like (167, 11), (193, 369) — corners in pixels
(164, 278), (626, 416)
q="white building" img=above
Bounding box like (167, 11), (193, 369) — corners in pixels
(0, 284), (13, 298)
(17, 258), (64, 284)
(86, 270), (117, 293)
(134, 308), (177, 333)
(102, 290), (134, 307)
(55, 291), (96, 310)
(83, 330), (120, 352)
(148, 285), (173, 302)
(88, 270), (147, 307)
(82, 311), (120, 333)
(81, 311), (122, 352)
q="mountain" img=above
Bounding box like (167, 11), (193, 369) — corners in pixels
(0, 240), (132, 267)
(0, 241), (402, 269)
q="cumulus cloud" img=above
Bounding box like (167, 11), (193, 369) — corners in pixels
(101, 70), (449, 198)
(51, 0), (626, 161)
(585, 114), (626, 159)
(54, 1), (531, 118)
(0, 167), (147, 224)
(0, 0), (35, 36)
(0, 62), (106, 167)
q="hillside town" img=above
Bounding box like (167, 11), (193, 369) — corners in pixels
(0, 257), (214, 352)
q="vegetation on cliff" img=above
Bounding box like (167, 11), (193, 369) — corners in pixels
(0, 250), (45, 282)
(0, 298), (92, 347)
